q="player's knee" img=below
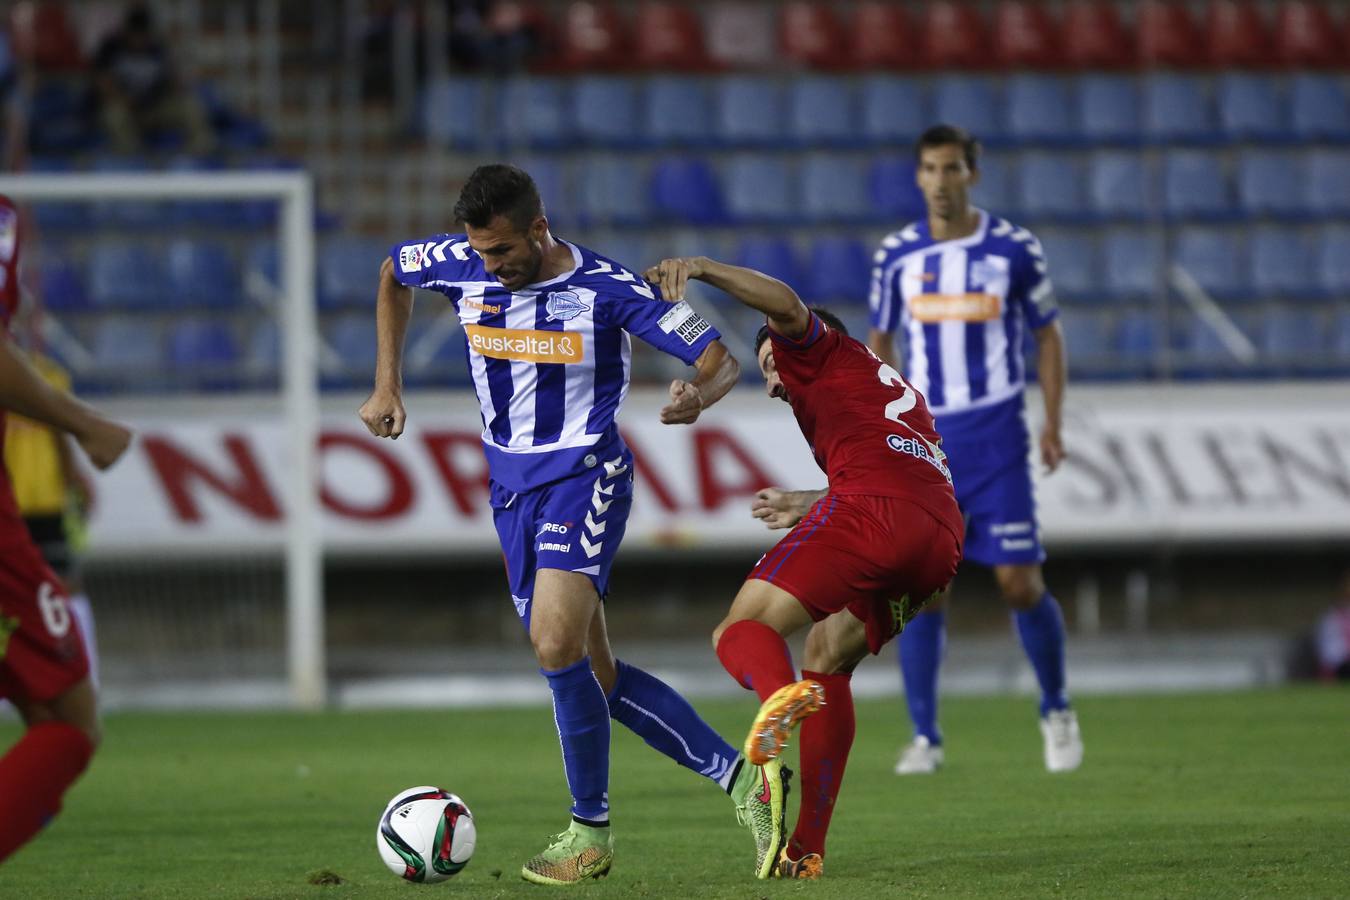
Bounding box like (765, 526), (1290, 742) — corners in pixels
(999, 570), (1044, 610)
(530, 630), (586, 671)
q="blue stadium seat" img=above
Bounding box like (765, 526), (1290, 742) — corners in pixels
(649, 158), (725, 224)
(509, 156), (567, 225)
(1250, 228), (1318, 299)
(1143, 75), (1216, 144)
(1037, 231), (1097, 302)
(1004, 75), (1075, 145)
(589, 234), (649, 276)
(643, 77), (711, 148)
(1058, 309), (1114, 367)
(800, 155), (869, 224)
(1176, 311), (1260, 378)
(1174, 229), (1250, 302)
(327, 317), (379, 372)
(499, 77), (572, 149)
(802, 237), (870, 304)
(166, 239), (240, 309)
(1102, 230), (1163, 301)
(1316, 226), (1350, 297)
(246, 320), (280, 374)
(1087, 152), (1152, 221)
(1304, 151), (1350, 217)
(973, 153), (1017, 217)
(89, 154), (162, 227)
(860, 77), (927, 146)
(420, 76), (486, 149)
(1290, 74), (1350, 142)
(498, 78), (571, 149)
(932, 76), (1002, 145)
(319, 237), (390, 309)
(1116, 308), (1165, 368)
(1018, 155), (1085, 223)
(789, 76), (857, 148)
(1216, 74), (1286, 142)
(724, 156), (795, 224)
(572, 77), (641, 148)
(1236, 151), (1308, 220)
(1259, 307), (1325, 367)
(1076, 75), (1140, 145)
(733, 237), (800, 292)
(167, 320), (241, 369)
(578, 157), (649, 227)
(37, 254), (88, 312)
(714, 77), (786, 147)
(867, 157), (925, 222)
(1333, 310), (1350, 362)
(27, 157), (86, 231)
(1163, 151), (1232, 221)
(89, 242), (168, 309)
(92, 318), (164, 373)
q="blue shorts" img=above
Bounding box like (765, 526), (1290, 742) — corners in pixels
(935, 397), (1046, 568)
(490, 450), (634, 630)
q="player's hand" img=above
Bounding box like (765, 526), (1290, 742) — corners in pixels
(76, 419), (132, 471)
(359, 387), (407, 439)
(643, 257), (705, 303)
(1040, 424), (1067, 474)
(751, 487), (807, 530)
(660, 379), (703, 425)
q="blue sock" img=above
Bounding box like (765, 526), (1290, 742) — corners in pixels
(1014, 592), (1070, 717)
(606, 660), (739, 789)
(542, 657), (611, 825)
(898, 609), (945, 744)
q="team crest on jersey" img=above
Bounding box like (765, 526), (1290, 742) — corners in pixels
(545, 290), (590, 322)
(968, 257), (1009, 293)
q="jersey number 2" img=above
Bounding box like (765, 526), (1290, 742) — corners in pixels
(877, 364), (917, 421)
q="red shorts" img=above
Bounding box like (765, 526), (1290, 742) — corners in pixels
(0, 538), (88, 704)
(748, 494), (963, 655)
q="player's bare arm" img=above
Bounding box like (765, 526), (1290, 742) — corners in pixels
(660, 340), (740, 426)
(867, 328), (899, 368)
(645, 257), (811, 340)
(0, 337), (131, 470)
(359, 256), (414, 439)
(1033, 320), (1068, 473)
(751, 487), (827, 530)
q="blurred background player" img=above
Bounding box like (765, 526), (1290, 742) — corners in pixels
(644, 254), (961, 880)
(0, 192), (132, 864)
(358, 164), (787, 884)
(868, 125), (1082, 774)
(3, 313), (99, 686)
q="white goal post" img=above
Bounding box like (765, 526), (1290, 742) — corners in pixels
(0, 172), (325, 709)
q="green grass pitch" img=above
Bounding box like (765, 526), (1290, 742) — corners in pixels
(2, 688), (1347, 898)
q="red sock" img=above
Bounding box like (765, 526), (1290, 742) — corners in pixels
(715, 620), (797, 702)
(789, 670), (855, 859)
(0, 721), (95, 863)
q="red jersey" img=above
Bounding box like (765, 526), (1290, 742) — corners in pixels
(0, 194), (26, 547)
(768, 312), (962, 537)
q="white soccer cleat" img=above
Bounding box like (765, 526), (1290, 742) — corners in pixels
(894, 735), (944, 775)
(1040, 709), (1084, 772)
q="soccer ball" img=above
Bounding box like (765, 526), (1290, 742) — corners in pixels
(376, 786), (476, 883)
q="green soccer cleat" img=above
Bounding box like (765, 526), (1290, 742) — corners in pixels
(519, 820), (614, 886)
(731, 757), (792, 880)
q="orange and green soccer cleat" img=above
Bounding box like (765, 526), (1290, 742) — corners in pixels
(777, 848), (824, 879)
(519, 820), (613, 886)
(743, 680), (826, 766)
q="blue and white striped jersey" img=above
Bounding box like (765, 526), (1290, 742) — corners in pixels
(390, 235), (719, 492)
(868, 210), (1058, 416)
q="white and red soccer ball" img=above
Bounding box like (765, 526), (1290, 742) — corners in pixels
(376, 786), (476, 883)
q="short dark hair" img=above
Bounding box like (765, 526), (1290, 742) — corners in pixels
(453, 164), (544, 233)
(755, 307), (849, 354)
(915, 124), (980, 172)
